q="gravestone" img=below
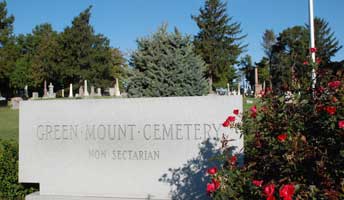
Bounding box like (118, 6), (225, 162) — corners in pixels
(32, 92), (39, 100)
(48, 83), (56, 98)
(24, 85), (29, 98)
(79, 86), (84, 97)
(90, 86), (95, 97)
(97, 88), (102, 97)
(84, 80), (89, 97)
(109, 88), (115, 96)
(43, 80), (48, 98)
(115, 78), (121, 97)
(11, 97), (23, 109)
(69, 84), (74, 98)
(20, 96), (243, 200)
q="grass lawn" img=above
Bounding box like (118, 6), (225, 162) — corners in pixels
(0, 106), (19, 141)
(0, 96), (258, 142)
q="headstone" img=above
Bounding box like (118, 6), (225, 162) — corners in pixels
(24, 85), (29, 98)
(115, 78), (121, 97)
(227, 83), (230, 96)
(69, 84), (73, 98)
(238, 83), (241, 95)
(11, 97), (23, 109)
(32, 92), (39, 100)
(48, 83), (56, 98)
(109, 88), (115, 97)
(90, 86), (95, 97)
(61, 89), (65, 98)
(79, 86), (84, 97)
(84, 80), (89, 97)
(19, 96), (243, 199)
(97, 88), (102, 97)
(43, 80), (48, 98)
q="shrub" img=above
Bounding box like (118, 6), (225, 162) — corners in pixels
(0, 140), (38, 199)
(208, 65), (344, 199)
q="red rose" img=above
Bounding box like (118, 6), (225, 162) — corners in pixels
(325, 106), (336, 115)
(277, 134), (288, 142)
(252, 180), (263, 187)
(264, 184), (275, 198)
(250, 105), (257, 118)
(310, 47), (317, 53)
(206, 179), (220, 194)
(206, 182), (216, 193)
(279, 184), (295, 200)
(207, 167), (217, 175)
(328, 81), (341, 89)
(230, 155), (237, 165)
(222, 116), (235, 127)
(228, 116), (235, 122)
(303, 61), (309, 65)
(267, 196), (276, 200)
(316, 57), (321, 64)
(233, 109), (239, 115)
(339, 120), (344, 129)
(222, 120), (230, 127)
(212, 179), (220, 190)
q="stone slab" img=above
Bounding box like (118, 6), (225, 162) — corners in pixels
(20, 96), (243, 199)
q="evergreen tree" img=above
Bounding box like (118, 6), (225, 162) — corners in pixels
(127, 25), (208, 97)
(261, 29), (276, 89)
(0, 1), (18, 97)
(270, 18), (342, 92)
(270, 26), (309, 92)
(192, 0), (246, 91)
(58, 6), (115, 89)
(110, 48), (130, 90)
(306, 17), (342, 65)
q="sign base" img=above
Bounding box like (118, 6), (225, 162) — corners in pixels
(26, 192), (169, 200)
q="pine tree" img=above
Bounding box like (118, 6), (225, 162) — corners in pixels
(306, 17), (342, 65)
(192, 0), (246, 91)
(0, 1), (18, 97)
(58, 6), (115, 89)
(127, 25), (208, 97)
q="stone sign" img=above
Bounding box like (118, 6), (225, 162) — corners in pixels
(19, 96), (243, 199)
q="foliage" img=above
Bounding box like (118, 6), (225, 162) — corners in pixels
(192, 0), (246, 90)
(210, 60), (344, 199)
(57, 6), (115, 90)
(271, 18), (342, 92)
(127, 25), (208, 97)
(306, 17), (342, 65)
(270, 26), (309, 92)
(239, 55), (255, 90)
(0, 1), (19, 97)
(0, 140), (38, 199)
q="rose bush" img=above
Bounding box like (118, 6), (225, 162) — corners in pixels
(207, 58), (344, 199)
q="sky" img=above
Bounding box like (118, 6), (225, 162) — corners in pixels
(7, 0), (344, 63)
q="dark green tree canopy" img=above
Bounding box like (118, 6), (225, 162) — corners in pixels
(57, 6), (117, 89)
(269, 18), (342, 92)
(306, 17), (342, 64)
(127, 25), (208, 97)
(192, 0), (246, 90)
(0, 1), (18, 97)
